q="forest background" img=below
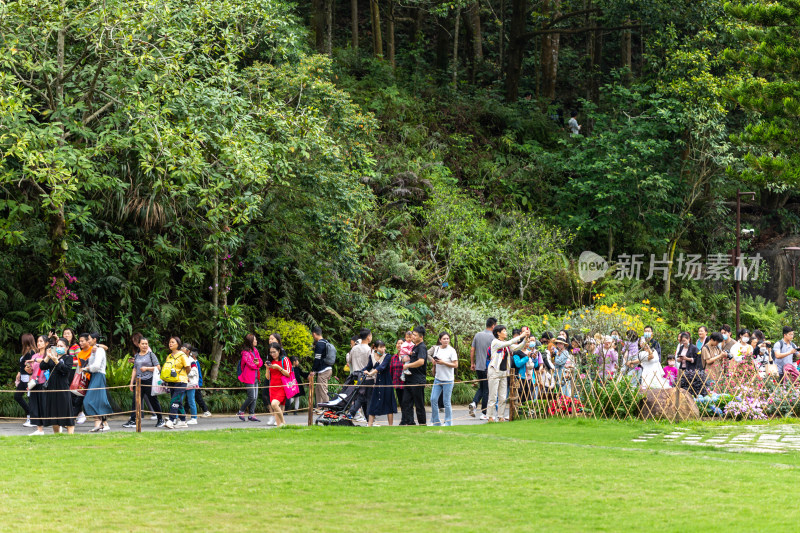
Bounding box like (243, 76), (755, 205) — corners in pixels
(2, 0), (800, 393)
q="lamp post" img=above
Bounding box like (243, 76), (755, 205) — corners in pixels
(784, 247), (800, 289)
(735, 190), (756, 333)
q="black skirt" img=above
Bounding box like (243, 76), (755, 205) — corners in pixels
(29, 383), (47, 426)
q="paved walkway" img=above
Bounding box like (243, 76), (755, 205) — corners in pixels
(633, 425), (800, 454)
(0, 406), (489, 436)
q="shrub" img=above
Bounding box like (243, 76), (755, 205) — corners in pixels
(581, 378), (644, 418)
(256, 317), (313, 360)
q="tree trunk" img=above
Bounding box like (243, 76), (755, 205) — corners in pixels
(621, 18), (632, 84)
(370, 0), (383, 57)
(210, 251), (222, 381)
(466, 2), (482, 82)
(504, 0), (527, 101)
(436, 15), (450, 71)
(540, 0), (561, 101)
(452, 8), (461, 85)
(313, 0), (325, 53)
(325, 0), (333, 57)
(387, 0), (395, 68)
(499, 0), (505, 74)
(351, 0), (358, 49)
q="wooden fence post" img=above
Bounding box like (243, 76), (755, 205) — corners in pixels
(307, 374), (315, 426)
(135, 377), (142, 433)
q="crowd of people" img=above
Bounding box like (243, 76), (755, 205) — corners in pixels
(12, 320), (798, 434)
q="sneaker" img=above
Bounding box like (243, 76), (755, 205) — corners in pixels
(468, 402), (476, 417)
(354, 414), (367, 423)
(479, 414), (489, 420)
(122, 420), (136, 428)
(266, 417), (276, 426)
(101, 424), (111, 432)
(76, 412), (86, 425)
(237, 411), (246, 422)
(187, 419), (198, 425)
(156, 420), (166, 428)
(202, 411), (212, 417)
(176, 421), (189, 428)
(247, 416), (260, 422)
(150, 415), (158, 420)
(164, 420), (175, 429)
(22, 419), (34, 428)
(29, 430), (44, 436)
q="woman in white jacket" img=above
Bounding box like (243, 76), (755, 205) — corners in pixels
(488, 325), (530, 422)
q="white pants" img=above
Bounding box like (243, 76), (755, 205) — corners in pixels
(487, 367), (508, 419)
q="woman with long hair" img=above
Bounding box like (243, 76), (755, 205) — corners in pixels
(428, 332), (459, 426)
(15, 334), (37, 428)
(27, 335), (49, 435)
(266, 342), (292, 427)
(237, 333), (263, 422)
(40, 337), (76, 434)
(83, 332), (113, 432)
(17, 335), (36, 425)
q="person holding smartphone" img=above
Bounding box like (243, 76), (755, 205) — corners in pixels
(40, 338), (76, 434)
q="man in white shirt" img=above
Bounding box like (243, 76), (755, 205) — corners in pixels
(568, 110), (581, 136)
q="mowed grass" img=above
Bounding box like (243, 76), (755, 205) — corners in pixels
(2, 419), (798, 532)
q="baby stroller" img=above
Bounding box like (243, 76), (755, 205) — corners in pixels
(315, 373), (361, 426)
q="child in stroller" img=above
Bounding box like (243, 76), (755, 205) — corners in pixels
(315, 373), (361, 426)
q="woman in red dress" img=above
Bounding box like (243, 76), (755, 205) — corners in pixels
(267, 342), (292, 427)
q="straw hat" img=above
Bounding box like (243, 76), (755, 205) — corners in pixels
(603, 335), (613, 343)
(554, 336), (568, 345)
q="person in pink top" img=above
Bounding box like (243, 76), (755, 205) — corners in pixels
(237, 333), (263, 422)
(596, 335), (619, 378)
(663, 355), (678, 386)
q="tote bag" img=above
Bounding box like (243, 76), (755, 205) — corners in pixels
(70, 369), (88, 396)
(281, 370), (300, 399)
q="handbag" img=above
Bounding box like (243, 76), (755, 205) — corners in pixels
(281, 370), (300, 399)
(150, 374), (167, 396)
(70, 368), (89, 396)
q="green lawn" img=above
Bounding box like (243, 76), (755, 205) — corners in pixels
(2, 419), (798, 532)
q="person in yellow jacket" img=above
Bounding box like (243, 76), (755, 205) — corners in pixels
(162, 336), (192, 429)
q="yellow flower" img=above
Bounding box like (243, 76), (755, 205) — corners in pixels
(656, 318), (664, 322)
(651, 307), (657, 312)
(641, 306), (649, 311)
(564, 324), (571, 330)
(580, 314), (585, 319)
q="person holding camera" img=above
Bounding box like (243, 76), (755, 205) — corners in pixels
(40, 337), (76, 434)
(83, 332), (113, 432)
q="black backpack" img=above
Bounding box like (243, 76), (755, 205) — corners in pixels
(322, 340), (337, 367)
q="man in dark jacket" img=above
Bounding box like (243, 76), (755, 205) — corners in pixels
(310, 327), (333, 412)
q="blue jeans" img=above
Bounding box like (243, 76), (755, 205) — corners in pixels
(186, 388), (197, 419)
(169, 383), (187, 422)
(430, 379), (453, 426)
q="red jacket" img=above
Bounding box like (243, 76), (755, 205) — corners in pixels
(238, 348), (263, 384)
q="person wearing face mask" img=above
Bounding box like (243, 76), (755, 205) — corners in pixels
(514, 338), (539, 403)
(642, 326), (662, 364)
(729, 329), (751, 364)
(40, 337), (76, 434)
(719, 324), (735, 353)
